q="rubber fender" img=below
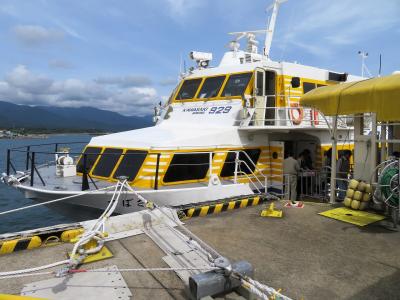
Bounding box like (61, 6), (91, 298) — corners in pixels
(61, 228), (84, 242)
(353, 191), (363, 201)
(349, 179), (359, 190)
(351, 200), (361, 210)
(346, 189), (354, 198)
(344, 197), (352, 207)
(0, 236), (42, 255)
(364, 183), (372, 194)
(362, 193), (371, 202)
(357, 182), (366, 192)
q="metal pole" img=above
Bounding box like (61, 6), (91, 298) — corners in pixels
(209, 152), (213, 178)
(234, 151), (239, 184)
(81, 154), (89, 191)
(330, 116), (338, 204)
(6, 149), (10, 176)
(154, 153), (160, 190)
(26, 146), (30, 171)
(381, 123), (387, 162)
(371, 113), (378, 183)
(30, 152), (35, 187)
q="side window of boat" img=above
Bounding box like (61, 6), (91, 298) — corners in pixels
(220, 149), (261, 177)
(175, 79), (202, 100)
(76, 147), (102, 173)
(113, 150), (147, 181)
(197, 76), (226, 99)
(164, 153), (210, 183)
(92, 148), (123, 178)
(221, 73), (252, 97)
(303, 82), (316, 94)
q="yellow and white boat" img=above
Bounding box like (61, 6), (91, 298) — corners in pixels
(1, 0), (363, 214)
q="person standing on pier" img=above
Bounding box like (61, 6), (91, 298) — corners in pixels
(283, 151), (300, 201)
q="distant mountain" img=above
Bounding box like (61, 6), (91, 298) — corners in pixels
(0, 101), (152, 132)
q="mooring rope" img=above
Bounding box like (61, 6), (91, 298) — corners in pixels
(0, 185), (117, 216)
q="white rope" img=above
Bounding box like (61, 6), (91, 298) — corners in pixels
(242, 277), (293, 300)
(0, 260), (69, 277)
(0, 266), (218, 280)
(0, 185), (116, 216)
(0, 271), (54, 279)
(79, 267), (218, 272)
(69, 179), (128, 267)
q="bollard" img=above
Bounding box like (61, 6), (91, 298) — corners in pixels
(189, 260), (253, 300)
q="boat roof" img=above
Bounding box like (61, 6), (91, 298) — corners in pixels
(89, 124), (246, 150)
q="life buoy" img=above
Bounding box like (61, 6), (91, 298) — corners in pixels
(312, 109), (319, 125)
(290, 103), (304, 125)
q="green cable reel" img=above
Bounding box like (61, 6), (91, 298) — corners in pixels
(379, 165), (399, 207)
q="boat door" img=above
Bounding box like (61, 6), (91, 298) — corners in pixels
(253, 68), (266, 126)
(253, 68), (276, 126)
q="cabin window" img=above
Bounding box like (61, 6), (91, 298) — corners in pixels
(175, 78), (202, 100)
(256, 71), (264, 96)
(92, 148), (123, 178)
(221, 73), (252, 97)
(303, 82), (316, 94)
(76, 147), (102, 173)
(265, 71), (276, 95)
(198, 76), (226, 99)
(220, 149), (261, 177)
(164, 153), (210, 183)
(113, 150), (147, 181)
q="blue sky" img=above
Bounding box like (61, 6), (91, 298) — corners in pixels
(0, 0), (399, 116)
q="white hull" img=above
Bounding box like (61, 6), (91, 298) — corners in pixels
(16, 182), (254, 214)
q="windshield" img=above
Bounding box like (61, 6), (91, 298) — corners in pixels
(221, 73), (252, 97)
(175, 78), (202, 100)
(197, 76), (226, 99)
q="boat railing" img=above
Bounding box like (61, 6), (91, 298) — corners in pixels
(269, 166), (354, 202)
(240, 94), (349, 129)
(4, 145), (268, 193)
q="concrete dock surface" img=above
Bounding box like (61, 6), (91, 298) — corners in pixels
(0, 201), (399, 300)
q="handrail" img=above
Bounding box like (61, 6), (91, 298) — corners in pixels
(237, 171), (261, 194)
(5, 145), (268, 193)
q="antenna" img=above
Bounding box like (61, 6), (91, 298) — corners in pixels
(378, 54), (382, 77)
(358, 50), (372, 78)
(264, 0), (288, 58)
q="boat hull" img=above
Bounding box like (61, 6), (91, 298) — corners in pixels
(15, 182), (255, 214)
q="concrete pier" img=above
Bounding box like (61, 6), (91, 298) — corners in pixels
(0, 202), (399, 299)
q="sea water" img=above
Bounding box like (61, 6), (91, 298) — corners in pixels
(0, 134), (98, 234)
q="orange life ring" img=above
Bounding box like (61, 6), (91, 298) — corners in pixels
(290, 103), (304, 125)
(312, 109), (319, 125)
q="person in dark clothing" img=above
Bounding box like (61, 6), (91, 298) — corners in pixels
(336, 150), (352, 201)
(302, 149), (313, 170)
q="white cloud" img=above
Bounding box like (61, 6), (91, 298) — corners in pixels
(5, 65), (53, 94)
(12, 25), (64, 46)
(95, 75), (152, 87)
(48, 59), (73, 69)
(164, 0), (203, 17)
(159, 77), (178, 86)
(0, 65), (159, 116)
(276, 0), (400, 56)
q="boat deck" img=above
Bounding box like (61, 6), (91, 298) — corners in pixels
(1, 202), (399, 299)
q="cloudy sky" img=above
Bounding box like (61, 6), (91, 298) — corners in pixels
(0, 0), (399, 116)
